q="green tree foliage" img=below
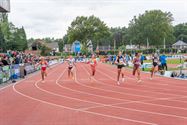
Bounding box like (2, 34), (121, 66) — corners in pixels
(0, 13), (27, 52)
(127, 10), (175, 47)
(174, 23), (187, 42)
(66, 15), (110, 50)
(40, 45), (51, 56)
(110, 27), (128, 48)
(0, 27), (6, 52)
(55, 35), (68, 52)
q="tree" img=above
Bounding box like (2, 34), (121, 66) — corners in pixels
(174, 23), (187, 42)
(127, 10), (175, 48)
(66, 15), (110, 50)
(58, 35), (68, 52)
(0, 27), (6, 52)
(0, 13), (27, 51)
(40, 45), (51, 56)
(110, 27), (128, 48)
(10, 27), (27, 51)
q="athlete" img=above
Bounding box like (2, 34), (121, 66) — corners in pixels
(150, 53), (159, 80)
(88, 54), (97, 82)
(133, 53), (141, 83)
(67, 55), (76, 79)
(115, 51), (126, 85)
(36, 57), (48, 83)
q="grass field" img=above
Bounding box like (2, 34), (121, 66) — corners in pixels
(144, 58), (184, 64)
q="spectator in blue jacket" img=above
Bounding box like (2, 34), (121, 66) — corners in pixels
(160, 54), (167, 71)
(140, 54), (145, 71)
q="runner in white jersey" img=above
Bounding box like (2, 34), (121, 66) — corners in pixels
(67, 55), (76, 79)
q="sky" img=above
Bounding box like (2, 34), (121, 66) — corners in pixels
(8, 0), (187, 39)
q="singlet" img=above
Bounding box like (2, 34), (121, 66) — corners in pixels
(41, 61), (47, 68)
(90, 59), (96, 66)
(152, 56), (158, 63)
(117, 56), (125, 65)
(134, 57), (141, 66)
(68, 58), (74, 67)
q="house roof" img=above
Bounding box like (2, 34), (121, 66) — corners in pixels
(28, 39), (59, 49)
(46, 42), (59, 49)
(172, 40), (187, 46)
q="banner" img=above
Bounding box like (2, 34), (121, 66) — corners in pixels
(2, 66), (10, 82)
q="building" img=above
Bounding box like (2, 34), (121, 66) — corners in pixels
(64, 40), (81, 53)
(0, 0), (10, 12)
(47, 42), (59, 52)
(28, 39), (59, 52)
(71, 40), (81, 53)
(172, 40), (187, 50)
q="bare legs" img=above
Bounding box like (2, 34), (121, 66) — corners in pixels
(41, 70), (47, 83)
(151, 66), (157, 80)
(68, 68), (74, 80)
(117, 68), (124, 85)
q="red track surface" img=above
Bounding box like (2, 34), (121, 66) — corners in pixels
(1, 62), (187, 125)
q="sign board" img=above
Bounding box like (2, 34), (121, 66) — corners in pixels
(72, 40), (81, 53)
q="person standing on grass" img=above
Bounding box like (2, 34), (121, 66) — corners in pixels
(88, 54), (97, 82)
(140, 54), (145, 71)
(160, 54), (167, 71)
(133, 53), (142, 83)
(150, 53), (159, 80)
(67, 55), (76, 80)
(36, 57), (48, 83)
(115, 51), (126, 85)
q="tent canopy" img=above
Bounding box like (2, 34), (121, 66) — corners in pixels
(172, 40), (187, 46)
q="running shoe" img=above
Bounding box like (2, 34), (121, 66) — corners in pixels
(117, 81), (120, 85)
(122, 78), (125, 82)
(137, 80), (142, 83)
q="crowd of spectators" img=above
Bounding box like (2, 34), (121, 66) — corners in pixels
(0, 50), (41, 67)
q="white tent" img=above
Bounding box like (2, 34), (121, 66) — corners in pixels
(172, 40), (187, 49)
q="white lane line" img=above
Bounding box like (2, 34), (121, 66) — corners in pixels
(0, 63), (59, 92)
(35, 69), (108, 106)
(58, 78), (129, 101)
(57, 70), (187, 109)
(96, 66), (186, 97)
(84, 65), (182, 98)
(12, 66), (156, 125)
(76, 65), (187, 119)
(170, 99), (187, 104)
(0, 84), (13, 91)
(51, 67), (187, 119)
(102, 63), (187, 88)
(77, 65), (155, 100)
(93, 65), (187, 108)
(90, 65), (186, 100)
(0, 72), (40, 92)
(95, 65), (187, 104)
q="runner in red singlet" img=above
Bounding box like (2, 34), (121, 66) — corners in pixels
(37, 57), (48, 83)
(88, 54), (97, 82)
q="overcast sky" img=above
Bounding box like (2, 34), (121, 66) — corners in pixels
(8, 0), (187, 39)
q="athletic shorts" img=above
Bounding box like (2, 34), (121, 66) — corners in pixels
(153, 62), (158, 67)
(41, 67), (46, 71)
(117, 65), (124, 69)
(68, 67), (73, 70)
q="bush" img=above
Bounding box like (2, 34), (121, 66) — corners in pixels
(40, 46), (51, 56)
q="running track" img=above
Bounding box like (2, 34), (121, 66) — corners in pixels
(1, 62), (187, 125)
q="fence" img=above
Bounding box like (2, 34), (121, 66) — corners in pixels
(0, 60), (59, 84)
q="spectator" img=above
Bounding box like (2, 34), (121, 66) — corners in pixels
(140, 54), (145, 71)
(160, 54), (167, 71)
(1, 56), (9, 66)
